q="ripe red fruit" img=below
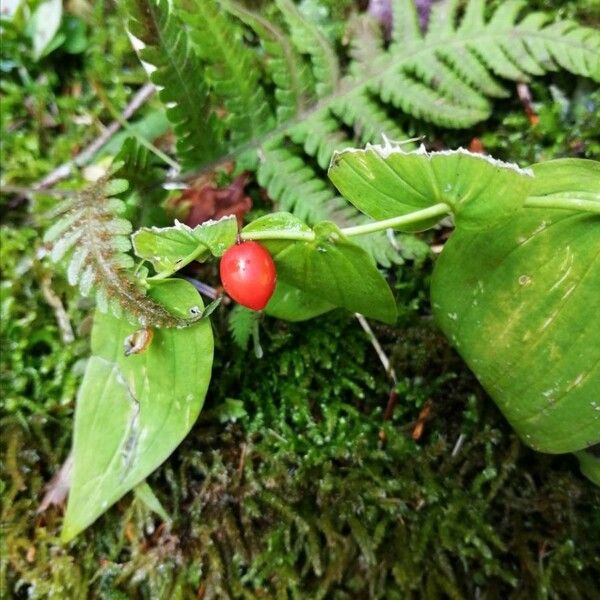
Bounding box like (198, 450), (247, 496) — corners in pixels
(219, 241), (277, 310)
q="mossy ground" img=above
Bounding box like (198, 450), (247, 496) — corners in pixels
(2, 1), (600, 598)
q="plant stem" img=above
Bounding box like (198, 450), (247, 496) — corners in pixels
(148, 244), (207, 281)
(34, 83), (156, 190)
(341, 203), (450, 236)
(240, 230), (316, 242)
(241, 203), (451, 243)
(524, 196), (600, 214)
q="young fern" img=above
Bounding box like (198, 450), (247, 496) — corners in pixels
(44, 174), (200, 329)
(126, 0), (222, 170)
(228, 305), (258, 350)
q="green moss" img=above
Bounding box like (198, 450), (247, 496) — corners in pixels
(2, 1), (600, 597)
(2, 254), (599, 598)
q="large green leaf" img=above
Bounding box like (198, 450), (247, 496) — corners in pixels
(132, 216), (238, 275)
(61, 280), (213, 541)
(528, 158), (600, 205)
(265, 280), (335, 322)
(328, 144), (533, 231)
(244, 214), (397, 324)
(431, 202), (600, 454)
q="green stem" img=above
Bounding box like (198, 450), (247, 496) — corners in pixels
(241, 203), (451, 243)
(524, 196), (600, 214)
(341, 203), (450, 237)
(241, 230), (316, 242)
(148, 244), (207, 281)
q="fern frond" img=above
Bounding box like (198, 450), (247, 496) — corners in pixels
(182, 0), (274, 144)
(228, 305), (257, 350)
(44, 175), (198, 328)
(331, 90), (408, 146)
(390, 0), (422, 47)
(257, 139), (340, 224)
(426, 0), (461, 38)
(223, 1), (312, 123)
(288, 110), (351, 170)
(130, 0), (599, 266)
(275, 0), (340, 98)
(346, 13), (385, 75)
(125, 0), (221, 170)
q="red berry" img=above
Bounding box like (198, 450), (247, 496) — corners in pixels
(219, 241), (277, 310)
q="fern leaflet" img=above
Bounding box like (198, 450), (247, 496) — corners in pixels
(126, 0), (222, 170)
(222, 1), (313, 123)
(181, 0), (274, 145)
(228, 305), (258, 350)
(44, 173), (201, 329)
(275, 0), (340, 98)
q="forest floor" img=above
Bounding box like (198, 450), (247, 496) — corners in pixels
(1, 1), (600, 598)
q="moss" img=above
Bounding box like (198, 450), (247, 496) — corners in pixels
(2, 250), (599, 599)
(2, 1), (600, 597)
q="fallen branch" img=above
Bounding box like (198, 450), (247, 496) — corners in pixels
(34, 83), (156, 190)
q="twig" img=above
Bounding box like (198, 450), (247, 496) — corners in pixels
(34, 83), (156, 190)
(382, 389), (399, 423)
(517, 82), (539, 126)
(237, 443), (247, 479)
(355, 313), (397, 384)
(451, 433), (466, 457)
(92, 81), (179, 171)
(40, 274), (75, 343)
(355, 313), (400, 441)
(0, 185), (77, 198)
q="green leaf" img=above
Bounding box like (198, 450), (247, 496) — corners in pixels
(132, 216), (238, 275)
(97, 110), (171, 159)
(27, 0), (62, 60)
(528, 158), (600, 206)
(244, 211), (312, 236)
(431, 200), (600, 454)
(61, 290), (214, 541)
(134, 481), (171, 523)
(61, 14), (88, 54)
(329, 144), (534, 231)
(575, 449), (600, 486)
(147, 278), (205, 321)
(245, 216), (397, 324)
(265, 280), (334, 322)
